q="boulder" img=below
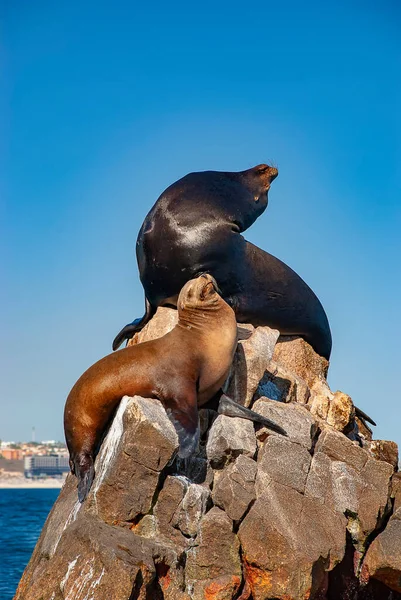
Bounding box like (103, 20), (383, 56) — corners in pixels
(206, 415), (256, 468)
(225, 325), (280, 406)
(15, 311), (401, 600)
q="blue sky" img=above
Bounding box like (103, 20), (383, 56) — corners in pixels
(2, 1), (400, 447)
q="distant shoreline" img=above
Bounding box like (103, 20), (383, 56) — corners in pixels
(0, 475), (66, 489)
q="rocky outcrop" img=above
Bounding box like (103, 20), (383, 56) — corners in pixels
(15, 310), (401, 600)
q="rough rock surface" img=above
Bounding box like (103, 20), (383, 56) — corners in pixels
(15, 309), (401, 600)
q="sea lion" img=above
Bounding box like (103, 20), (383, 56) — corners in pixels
(65, 275), (285, 502)
(112, 164), (332, 359)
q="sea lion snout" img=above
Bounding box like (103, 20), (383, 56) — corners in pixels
(253, 164), (278, 184)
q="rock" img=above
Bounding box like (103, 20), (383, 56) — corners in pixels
(186, 507), (242, 600)
(369, 440), (399, 469)
(273, 335), (329, 387)
(239, 480), (346, 600)
(212, 455), (257, 521)
(128, 306), (178, 345)
(256, 434), (312, 495)
(88, 396), (179, 524)
(305, 429), (394, 550)
(363, 508), (401, 593)
(206, 415), (256, 467)
(391, 472), (401, 513)
(225, 325), (280, 406)
(174, 482), (211, 537)
(308, 379), (332, 420)
(326, 390), (355, 432)
(255, 360), (310, 405)
(153, 475), (188, 546)
(16, 307), (401, 600)
(15, 512), (177, 600)
(253, 397), (318, 450)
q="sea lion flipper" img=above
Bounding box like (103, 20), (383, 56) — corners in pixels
(166, 405), (200, 458)
(112, 297), (156, 351)
(74, 454), (95, 503)
(218, 394), (287, 436)
(355, 405), (376, 427)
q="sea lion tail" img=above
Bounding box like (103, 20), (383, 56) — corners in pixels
(218, 394), (287, 436)
(74, 454), (95, 503)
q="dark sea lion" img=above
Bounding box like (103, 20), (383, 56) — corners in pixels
(65, 275), (285, 502)
(112, 164), (332, 359)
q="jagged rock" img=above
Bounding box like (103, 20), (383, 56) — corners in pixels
(255, 359), (310, 405)
(15, 510), (178, 600)
(273, 335), (329, 387)
(363, 508), (401, 593)
(253, 397), (318, 449)
(153, 475), (189, 546)
(206, 415), (256, 467)
(369, 440), (399, 469)
(16, 311), (401, 600)
(308, 379), (332, 420)
(305, 429), (394, 550)
(186, 507), (242, 600)
(327, 390), (355, 432)
(174, 481), (211, 537)
(392, 472), (401, 513)
(87, 396), (179, 524)
(128, 306), (178, 345)
(256, 434), (312, 495)
(239, 480), (346, 600)
(225, 325), (280, 406)
(212, 455), (257, 521)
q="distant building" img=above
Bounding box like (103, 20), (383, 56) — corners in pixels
(24, 455), (70, 478)
(2, 449), (23, 460)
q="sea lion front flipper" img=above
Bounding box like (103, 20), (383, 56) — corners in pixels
(74, 454), (95, 503)
(218, 394), (287, 436)
(165, 398), (200, 458)
(112, 297), (156, 351)
(355, 405), (376, 427)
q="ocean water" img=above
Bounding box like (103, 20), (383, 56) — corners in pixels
(0, 488), (60, 600)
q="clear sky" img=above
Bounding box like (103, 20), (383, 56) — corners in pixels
(2, 1), (400, 447)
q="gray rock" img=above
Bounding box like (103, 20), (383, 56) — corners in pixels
(363, 508), (401, 593)
(174, 482), (211, 537)
(306, 430), (394, 549)
(88, 396), (179, 524)
(239, 480), (346, 600)
(186, 507), (242, 600)
(224, 325), (280, 406)
(256, 435), (312, 495)
(212, 455), (257, 521)
(253, 398), (318, 450)
(206, 415), (256, 467)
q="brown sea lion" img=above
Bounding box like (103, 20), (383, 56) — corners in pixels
(64, 275), (286, 502)
(112, 164), (332, 359)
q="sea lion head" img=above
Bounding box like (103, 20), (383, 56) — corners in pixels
(240, 163), (278, 205)
(178, 274), (222, 314)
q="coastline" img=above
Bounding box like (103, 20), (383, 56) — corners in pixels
(0, 475), (66, 489)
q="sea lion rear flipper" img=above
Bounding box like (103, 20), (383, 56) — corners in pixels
(166, 403), (200, 458)
(355, 405), (376, 427)
(112, 297), (156, 351)
(218, 394), (287, 436)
